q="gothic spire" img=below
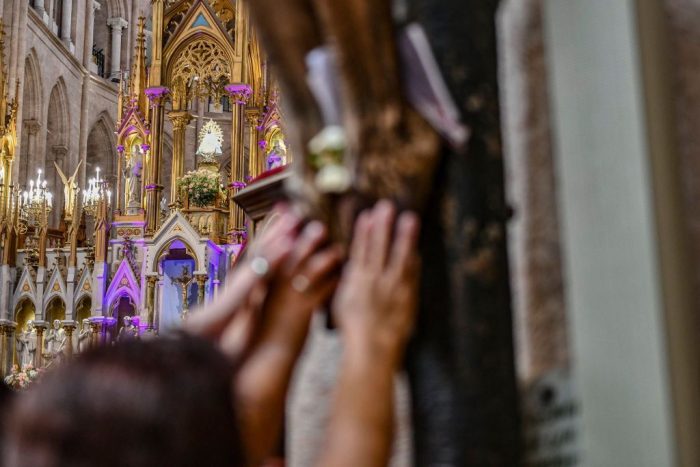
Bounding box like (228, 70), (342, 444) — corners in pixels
(130, 17), (148, 113)
(0, 19), (8, 131)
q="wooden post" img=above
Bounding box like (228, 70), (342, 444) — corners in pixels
(404, 1), (522, 464)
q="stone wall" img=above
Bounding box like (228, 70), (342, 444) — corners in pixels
(499, 0), (569, 385)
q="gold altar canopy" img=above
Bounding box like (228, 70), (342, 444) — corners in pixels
(148, 0), (264, 241)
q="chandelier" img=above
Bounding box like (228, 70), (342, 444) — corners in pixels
(20, 169), (52, 226)
(82, 167), (111, 218)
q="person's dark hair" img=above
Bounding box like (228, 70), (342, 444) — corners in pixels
(3, 333), (245, 467)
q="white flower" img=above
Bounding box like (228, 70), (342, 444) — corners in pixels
(315, 164), (351, 194)
(308, 125), (347, 155)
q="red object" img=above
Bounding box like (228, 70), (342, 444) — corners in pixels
(247, 165), (288, 185)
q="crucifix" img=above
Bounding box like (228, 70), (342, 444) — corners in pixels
(170, 264), (195, 320)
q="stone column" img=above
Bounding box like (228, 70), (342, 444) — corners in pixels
(195, 274), (207, 306)
(22, 120), (40, 184)
(88, 316), (104, 347)
(33, 0), (49, 23)
(3, 322), (14, 375)
(167, 111), (192, 204)
(107, 18), (128, 80)
(103, 317), (116, 344)
(0, 320), (9, 375)
(61, 320), (76, 359)
(60, 0), (74, 51)
(144, 87), (169, 235)
(33, 321), (48, 368)
(246, 109), (261, 178)
(225, 84), (252, 243)
(146, 275), (157, 331)
(83, 1), (101, 68)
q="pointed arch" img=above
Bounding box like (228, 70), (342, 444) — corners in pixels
(87, 111), (118, 187)
(104, 0), (129, 20)
(20, 50), (43, 187)
(46, 78), (71, 227)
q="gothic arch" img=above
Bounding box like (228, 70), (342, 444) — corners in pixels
(46, 79), (70, 226)
(19, 50), (43, 186)
(87, 112), (118, 187)
(104, 0), (129, 20)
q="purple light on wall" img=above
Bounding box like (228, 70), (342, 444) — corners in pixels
(144, 86), (170, 99)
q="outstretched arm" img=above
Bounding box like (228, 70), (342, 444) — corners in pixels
(318, 201), (420, 467)
(234, 220), (342, 466)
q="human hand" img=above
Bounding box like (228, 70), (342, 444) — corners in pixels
(332, 200), (421, 368)
(185, 205), (301, 342)
(222, 220), (343, 358)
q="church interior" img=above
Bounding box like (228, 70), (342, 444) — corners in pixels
(0, 0), (699, 466)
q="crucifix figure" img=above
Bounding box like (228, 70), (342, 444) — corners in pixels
(170, 265), (195, 320)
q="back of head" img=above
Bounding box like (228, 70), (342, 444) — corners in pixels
(3, 334), (244, 467)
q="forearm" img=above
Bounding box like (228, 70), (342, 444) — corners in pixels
(317, 345), (398, 467)
(234, 309), (314, 466)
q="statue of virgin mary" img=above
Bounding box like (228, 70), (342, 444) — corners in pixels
(196, 119), (224, 162)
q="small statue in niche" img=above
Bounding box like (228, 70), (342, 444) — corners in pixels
(16, 327), (29, 368)
(44, 320), (66, 363)
(117, 316), (139, 341)
(196, 119), (224, 163)
(78, 319), (91, 353)
(17, 321), (37, 368)
(266, 137), (287, 170)
(124, 144), (143, 208)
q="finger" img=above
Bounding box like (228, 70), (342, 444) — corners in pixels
(283, 221), (327, 275)
(349, 210), (371, 265)
(387, 211), (420, 276)
(304, 275), (340, 310)
(218, 305), (259, 361)
(367, 200), (396, 270)
(250, 210), (301, 256)
(187, 238), (294, 339)
(303, 245), (344, 285)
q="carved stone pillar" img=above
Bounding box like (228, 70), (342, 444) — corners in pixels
(167, 111), (192, 204)
(144, 87), (169, 235)
(22, 119), (40, 190)
(103, 317), (116, 344)
(146, 275), (157, 331)
(225, 84), (252, 243)
(61, 320), (77, 359)
(107, 17), (128, 79)
(246, 109), (261, 178)
(88, 317), (104, 348)
(33, 320), (48, 368)
(3, 322), (14, 374)
(83, 1), (101, 68)
(195, 274), (207, 306)
(33, 0), (49, 23)
(60, 0), (74, 49)
(0, 322), (6, 375)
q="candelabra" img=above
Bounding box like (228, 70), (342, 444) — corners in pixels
(82, 167), (111, 218)
(20, 169), (52, 232)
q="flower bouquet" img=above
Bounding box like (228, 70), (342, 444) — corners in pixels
(4, 364), (42, 390)
(178, 169), (224, 207)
